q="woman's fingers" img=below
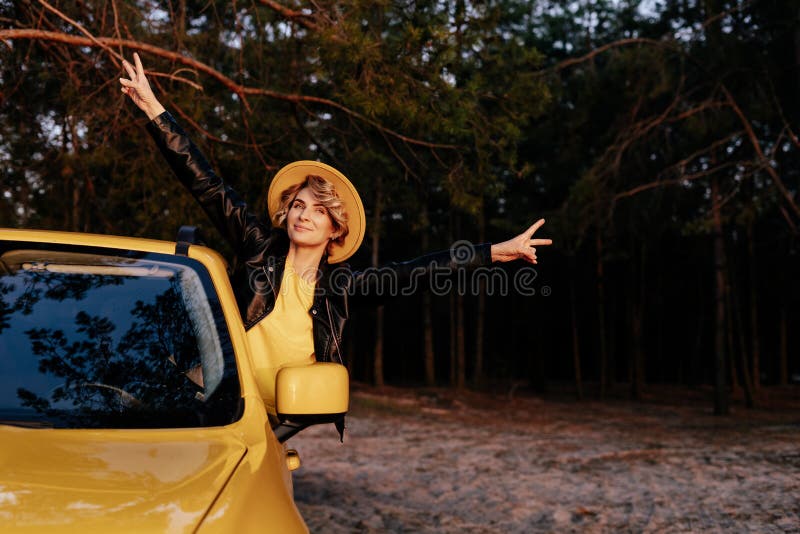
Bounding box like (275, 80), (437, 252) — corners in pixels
(521, 220), (551, 263)
(118, 53), (165, 119)
(491, 218), (552, 263)
(133, 52), (145, 79)
(119, 78), (142, 101)
(524, 218), (545, 237)
(121, 54), (149, 91)
(122, 59), (136, 81)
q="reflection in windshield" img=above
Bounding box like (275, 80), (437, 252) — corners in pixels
(0, 247), (240, 429)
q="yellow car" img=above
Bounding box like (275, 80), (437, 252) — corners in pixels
(0, 227), (349, 533)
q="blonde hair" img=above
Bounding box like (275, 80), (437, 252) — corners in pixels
(272, 175), (349, 253)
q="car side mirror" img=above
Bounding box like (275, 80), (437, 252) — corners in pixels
(275, 362), (349, 424)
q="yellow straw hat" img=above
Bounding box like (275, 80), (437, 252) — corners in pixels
(267, 160), (365, 263)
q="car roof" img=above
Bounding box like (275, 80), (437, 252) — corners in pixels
(0, 228), (178, 256)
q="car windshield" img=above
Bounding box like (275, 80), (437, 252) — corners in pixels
(0, 243), (241, 429)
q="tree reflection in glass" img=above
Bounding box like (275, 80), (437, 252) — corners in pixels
(0, 249), (240, 429)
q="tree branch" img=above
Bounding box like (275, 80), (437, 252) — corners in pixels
(550, 1), (755, 74)
(255, 0), (347, 44)
(0, 29), (456, 150)
(721, 85), (800, 220)
(38, 0), (124, 67)
(551, 38), (675, 72)
(613, 160), (744, 201)
(628, 131), (744, 201)
(168, 99), (279, 157)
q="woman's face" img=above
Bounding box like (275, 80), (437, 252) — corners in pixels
(286, 187), (336, 251)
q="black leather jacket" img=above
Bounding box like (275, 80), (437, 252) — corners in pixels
(146, 111), (492, 364)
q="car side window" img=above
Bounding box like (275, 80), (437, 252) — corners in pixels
(0, 245), (241, 429)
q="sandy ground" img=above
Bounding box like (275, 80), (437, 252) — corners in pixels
(290, 385), (800, 533)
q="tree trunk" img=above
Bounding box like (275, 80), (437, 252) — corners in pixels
(631, 304), (644, 400)
(706, 3), (728, 414)
(596, 231), (608, 398)
(473, 202), (486, 389)
(165, 0), (187, 50)
(71, 182), (80, 233)
(711, 176), (729, 415)
(372, 174), (384, 387)
(631, 243), (646, 401)
(690, 269), (704, 386)
(747, 222), (761, 390)
(655, 254), (664, 382)
(474, 290), (486, 388)
(448, 210), (466, 390)
(729, 265), (755, 408)
(422, 292), (436, 387)
(568, 255), (583, 400)
(449, 293), (457, 387)
(448, 209), (458, 388)
(456, 293), (466, 390)
(66, 116), (84, 233)
(373, 306), (384, 387)
(780, 305), (789, 385)
(608, 284), (617, 388)
(726, 302), (739, 393)
(420, 205), (436, 387)
(61, 116), (75, 231)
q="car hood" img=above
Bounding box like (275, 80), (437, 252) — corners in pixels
(0, 426), (247, 533)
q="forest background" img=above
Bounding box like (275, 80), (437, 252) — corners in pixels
(1, 0), (798, 414)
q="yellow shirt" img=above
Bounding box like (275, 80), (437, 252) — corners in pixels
(246, 262), (317, 413)
(255, 263), (316, 367)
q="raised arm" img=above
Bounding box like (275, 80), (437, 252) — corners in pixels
(119, 53), (270, 256)
(347, 219), (552, 304)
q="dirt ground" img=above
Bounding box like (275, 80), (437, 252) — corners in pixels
(290, 385), (800, 533)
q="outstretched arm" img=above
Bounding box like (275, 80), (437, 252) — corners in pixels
(349, 219), (551, 304)
(490, 218), (553, 264)
(118, 53), (271, 257)
(119, 52), (165, 120)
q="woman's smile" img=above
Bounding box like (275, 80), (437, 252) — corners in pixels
(286, 187), (335, 250)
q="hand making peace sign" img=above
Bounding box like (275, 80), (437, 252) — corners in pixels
(490, 218), (553, 264)
(119, 52), (165, 121)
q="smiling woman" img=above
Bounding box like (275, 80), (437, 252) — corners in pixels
(118, 52), (552, 435)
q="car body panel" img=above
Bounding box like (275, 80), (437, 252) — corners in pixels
(0, 426), (246, 532)
(0, 228), (311, 533)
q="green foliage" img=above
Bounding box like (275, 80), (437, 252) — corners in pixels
(2, 0), (799, 388)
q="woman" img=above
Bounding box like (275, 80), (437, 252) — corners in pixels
(119, 53), (551, 423)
